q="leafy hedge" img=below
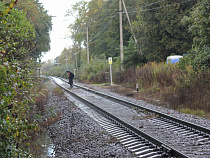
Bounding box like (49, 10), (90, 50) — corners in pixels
(0, 58), (37, 157)
(0, 1), (38, 157)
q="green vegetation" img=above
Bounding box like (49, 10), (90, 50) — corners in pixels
(181, 0), (210, 71)
(52, 86), (64, 97)
(136, 62), (209, 113)
(14, 0), (52, 58)
(1, 2), (206, 155)
(64, 0), (198, 62)
(0, 0), (51, 157)
(180, 108), (205, 118)
(42, 0), (208, 74)
(41, 0), (209, 117)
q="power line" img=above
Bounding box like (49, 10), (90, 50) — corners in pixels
(88, 12), (117, 42)
(89, 22), (110, 42)
(87, 0), (114, 25)
(126, 0), (167, 12)
(75, 0), (194, 45)
(86, 0), (195, 48)
(87, 0), (166, 43)
(124, 0), (193, 14)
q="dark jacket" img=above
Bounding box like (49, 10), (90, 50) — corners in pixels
(69, 71), (74, 79)
(67, 71), (74, 85)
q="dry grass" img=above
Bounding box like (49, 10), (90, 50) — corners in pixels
(39, 111), (61, 127)
(52, 86), (64, 97)
(104, 63), (210, 119)
(80, 62), (210, 117)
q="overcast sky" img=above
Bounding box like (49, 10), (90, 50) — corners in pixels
(39, 0), (90, 62)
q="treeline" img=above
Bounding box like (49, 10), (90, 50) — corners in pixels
(44, 0), (210, 85)
(0, 0), (51, 157)
(43, 0), (209, 115)
(62, 0), (209, 70)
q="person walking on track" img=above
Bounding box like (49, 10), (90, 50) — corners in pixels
(67, 70), (74, 88)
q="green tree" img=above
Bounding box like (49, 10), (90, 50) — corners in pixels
(15, 0), (52, 58)
(124, 37), (146, 69)
(133, 0), (197, 62)
(0, 7), (36, 61)
(68, 0), (133, 60)
(181, 0), (210, 70)
(0, 1), (37, 157)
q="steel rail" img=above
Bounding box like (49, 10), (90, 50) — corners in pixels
(53, 77), (189, 157)
(60, 78), (209, 135)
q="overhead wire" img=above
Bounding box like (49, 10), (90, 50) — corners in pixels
(81, 0), (116, 43)
(76, 0), (194, 44)
(86, 0), (115, 25)
(124, 0), (193, 14)
(87, 0), (117, 43)
(126, 0), (167, 12)
(89, 22), (110, 42)
(88, 13), (118, 43)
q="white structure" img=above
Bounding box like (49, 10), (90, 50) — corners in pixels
(167, 55), (183, 64)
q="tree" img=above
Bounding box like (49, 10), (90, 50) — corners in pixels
(0, 1), (37, 157)
(181, 0), (210, 70)
(133, 0), (197, 62)
(15, 0), (52, 59)
(68, 0), (133, 60)
(124, 37), (146, 69)
(0, 7), (36, 61)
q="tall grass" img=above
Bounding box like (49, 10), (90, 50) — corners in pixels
(66, 57), (209, 114)
(136, 62), (209, 112)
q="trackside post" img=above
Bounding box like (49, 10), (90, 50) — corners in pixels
(108, 57), (113, 85)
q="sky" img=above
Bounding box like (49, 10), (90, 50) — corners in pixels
(39, 0), (90, 62)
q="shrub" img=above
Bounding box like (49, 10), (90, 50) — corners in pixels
(0, 3), (37, 156)
(78, 57), (109, 83)
(136, 62), (209, 112)
(0, 58), (37, 157)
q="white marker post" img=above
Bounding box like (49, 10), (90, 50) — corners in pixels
(136, 83), (139, 92)
(74, 69), (76, 78)
(108, 57), (113, 85)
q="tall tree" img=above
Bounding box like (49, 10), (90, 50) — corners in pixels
(68, 0), (134, 60)
(133, 0), (197, 62)
(15, 0), (52, 59)
(181, 0), (210, 70)
(0, 8), (36, 61)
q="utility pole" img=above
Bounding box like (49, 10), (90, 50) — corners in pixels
(86, 26), (89, 65)
(119, 0), (124, 71)
(122, 0), (137, 44)
(65, 51), (69, 71)
(74, 45), (78, 76)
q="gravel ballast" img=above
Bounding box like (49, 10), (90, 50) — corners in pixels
(43, 79), (209, 157)
(76, 82), (210, 129)
(45, 80), (135, 158)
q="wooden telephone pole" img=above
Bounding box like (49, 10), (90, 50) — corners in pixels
(122, 0), (137, 44)
(119, 0), (124, 71)
(87, 26), (89, 65)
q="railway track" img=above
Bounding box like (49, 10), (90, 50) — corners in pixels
(51, 76), (210, 158)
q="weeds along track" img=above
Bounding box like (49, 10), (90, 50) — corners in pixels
(51, 76), (210, 158)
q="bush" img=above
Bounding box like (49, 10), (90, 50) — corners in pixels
(0, 3), (37, 156)
(0, 58), (37, 157)
(136, 62), (209, 112)
(78, 57), (109, 83)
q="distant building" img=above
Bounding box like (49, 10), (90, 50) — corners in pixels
(166, 55), (183, 64)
